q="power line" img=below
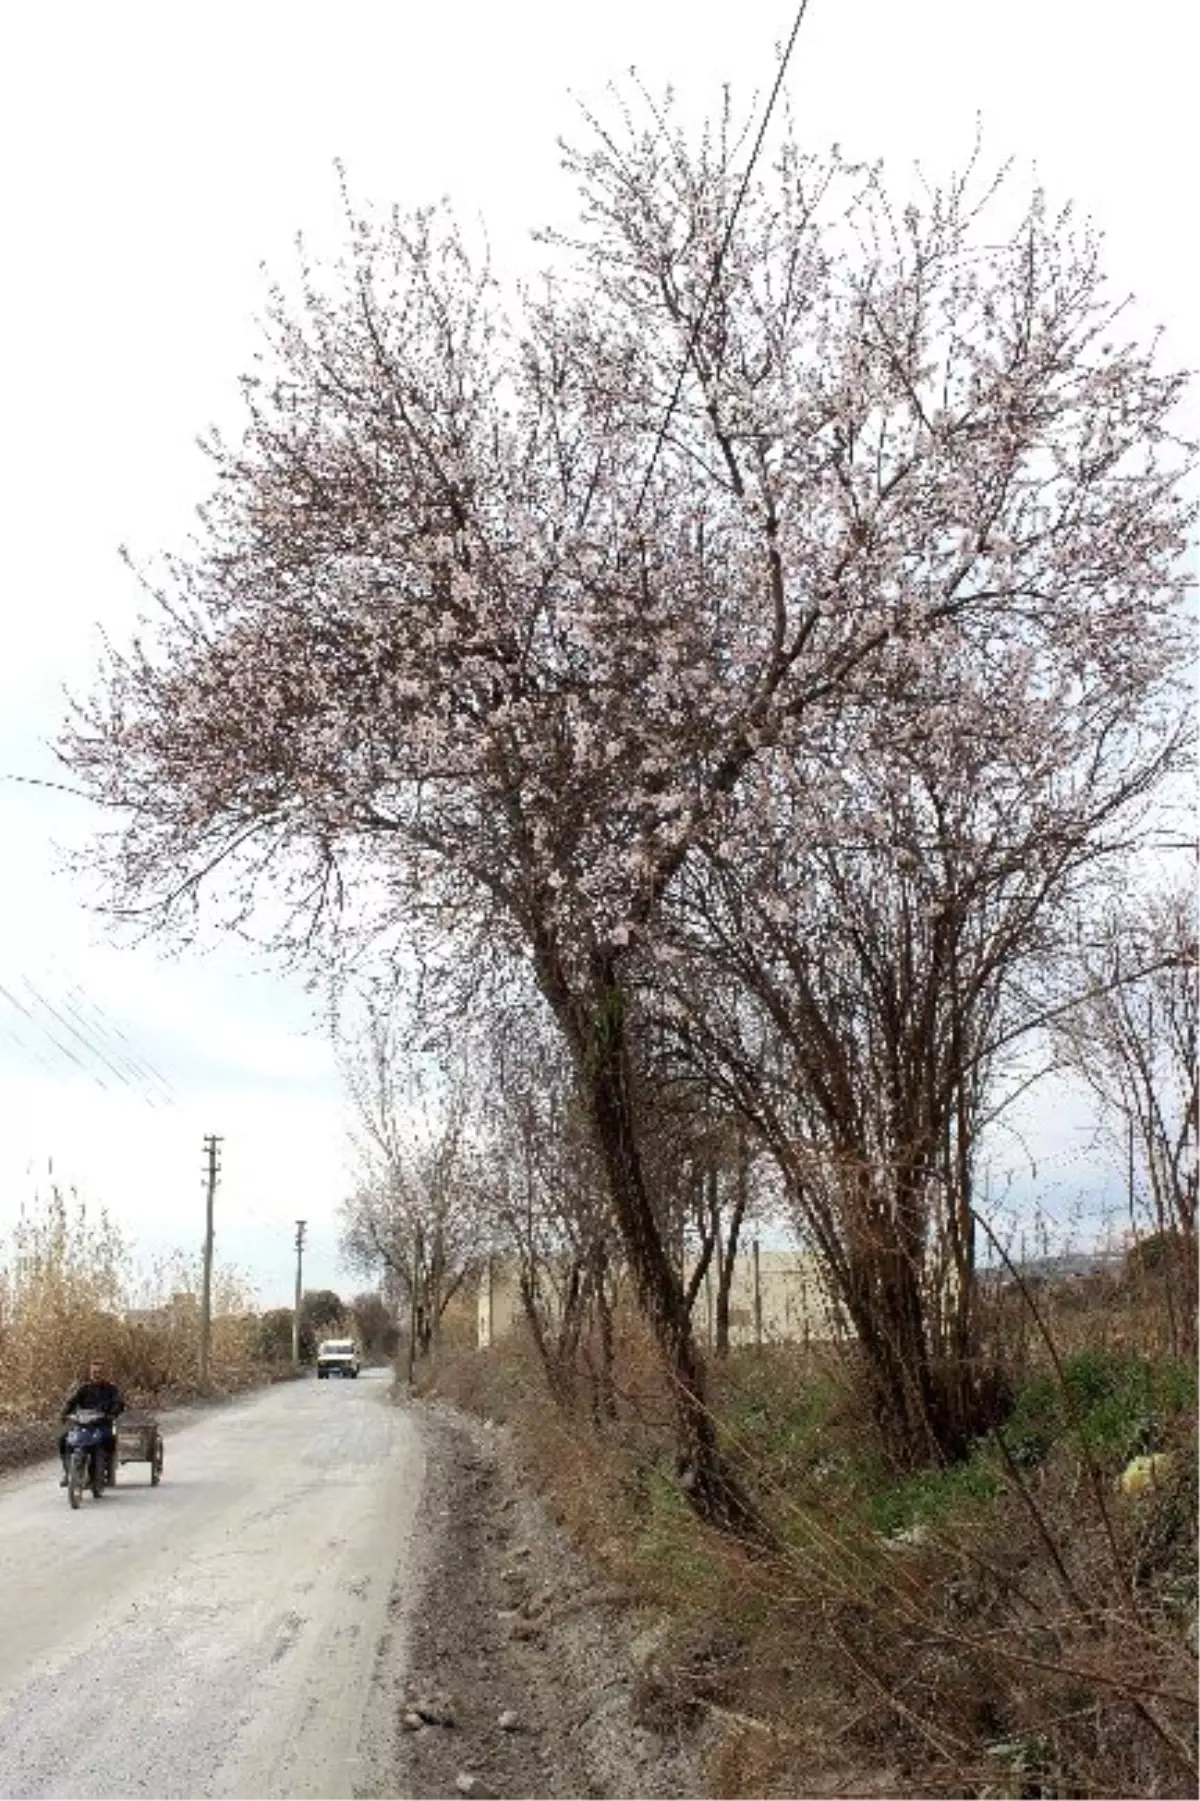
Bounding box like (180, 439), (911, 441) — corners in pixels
(0, 1012), (61, 1079)
(0, 771), (91, 801)
(55, 988), (168, 1102)
(633, 0), (814, 521)
(0, 966), (178, 1107)
(0, 979), (110, 1091)
(56, 976), (178, 1103)
(21, 976), (158, 1105)
(2, 975), (143, 1102)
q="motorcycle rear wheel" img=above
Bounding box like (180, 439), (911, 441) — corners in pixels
(67, 1451), (85, 1510)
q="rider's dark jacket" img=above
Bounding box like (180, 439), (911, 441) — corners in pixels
(61, 1379), (124, 1423)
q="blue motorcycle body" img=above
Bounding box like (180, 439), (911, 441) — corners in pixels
(64, 1408), (114, 1507)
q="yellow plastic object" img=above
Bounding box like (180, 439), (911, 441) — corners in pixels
(1116, 1452), (1175, 1497)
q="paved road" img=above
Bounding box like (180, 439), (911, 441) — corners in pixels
(0, 1370), (425, 1799)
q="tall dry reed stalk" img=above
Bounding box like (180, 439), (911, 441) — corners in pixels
(0, 1186), (264, 1418)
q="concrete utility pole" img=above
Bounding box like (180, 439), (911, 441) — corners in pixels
(199, 1135), (222, 1389)
(292, 1220), (307, 1367)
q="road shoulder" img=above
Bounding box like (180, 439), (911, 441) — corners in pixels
(378, 1399), (709, 1801)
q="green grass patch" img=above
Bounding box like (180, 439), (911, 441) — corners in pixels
(864, 1447), (1003, 1536)
(712, 1347), (1197, 1555)
(716, 1363), (840, 1474)
(628, 1463), (726, 1606)
(856, 1350), (1196, 1536)
(1000, 1348), (1197, 1471)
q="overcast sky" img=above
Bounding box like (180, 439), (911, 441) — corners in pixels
(0, 0), (1194, 1307)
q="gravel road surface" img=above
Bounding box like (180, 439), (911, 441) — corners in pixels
(0, 1369), (424, 1800)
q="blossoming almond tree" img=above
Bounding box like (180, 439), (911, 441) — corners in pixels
(61, 93), (1194, 1524)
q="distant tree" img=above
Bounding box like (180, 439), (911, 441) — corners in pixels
(1056, 878), (1197, 1356)
(1125, 1229), (1189, 1280)
(253, 1306), (312, 1362)
(476, 997), (619, 1414)
(349, 1290), (398, 1359)
(338, 986), (483, 1358)
(301, 1288), (347, 1337)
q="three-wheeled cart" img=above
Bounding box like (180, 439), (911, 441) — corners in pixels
(114, 1412), (164, 1486)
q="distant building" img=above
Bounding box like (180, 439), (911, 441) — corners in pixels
(695, 1246), (840, 1347)
(123, 1291), (200, 1327)
(477, 1245), (840, 1350)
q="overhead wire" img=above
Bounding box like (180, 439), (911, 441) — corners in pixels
(0, 978), (111, 1091)
(0, 1011), (62, 1080)
(20, 975), (157, 1102)
(0, 969), (178, 1108)
(0, 771), (91, 802)
(56, 975), (179, 1104)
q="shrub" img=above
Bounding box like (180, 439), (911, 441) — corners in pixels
(1001, 1348), (1197, 1471)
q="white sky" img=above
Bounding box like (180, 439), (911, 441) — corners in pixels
(0, 0), (1195, 1306)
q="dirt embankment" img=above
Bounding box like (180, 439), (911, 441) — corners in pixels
(387, 1401), (709, 1801)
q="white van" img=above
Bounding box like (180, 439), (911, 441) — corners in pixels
(315, 1337), (360, 1379)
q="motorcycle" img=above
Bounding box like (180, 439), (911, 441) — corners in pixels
(64, 1408), (116, 1509)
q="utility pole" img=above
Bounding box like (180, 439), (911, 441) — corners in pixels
(292, 1220), (307, 1367)
(199, 1135), (222, 1389)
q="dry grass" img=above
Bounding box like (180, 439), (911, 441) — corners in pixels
(0, 1187), (288, 1433)
(422, 1289), (1198, 1799)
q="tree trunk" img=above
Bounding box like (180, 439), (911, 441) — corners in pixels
(845, 1227), (1005, 1468)
(584, 1241), (618, 1423)
(517, 1258), (579, 1407)
(527, 931), (764, 1537)
(595, 1275), (618, 1421)
(715, 1134), (750, 1356)
(578, 973), (762, 1537)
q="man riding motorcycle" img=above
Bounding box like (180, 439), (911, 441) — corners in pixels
(59, 1359), (124, 1487)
